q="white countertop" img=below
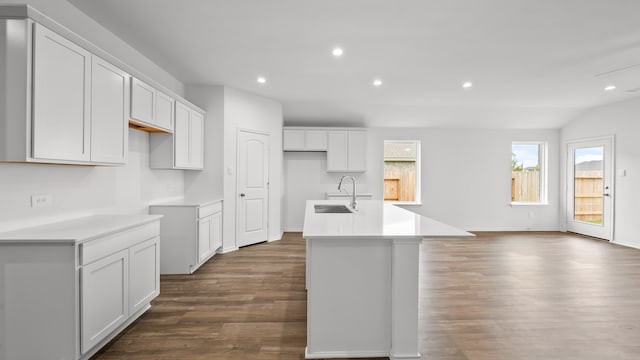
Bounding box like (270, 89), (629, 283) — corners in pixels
(149, 198), (222, 207)
(303, 200), (474, 238)
(326, 192), (374, 198)
(0, 214), (162, 244)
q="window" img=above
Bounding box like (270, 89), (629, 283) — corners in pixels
(383, 140), (420, 204)
(511, 141), (547, 204)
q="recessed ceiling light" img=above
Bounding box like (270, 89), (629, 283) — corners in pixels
(462, 81), (473, 89)
(257, 76), (267, 84)
(372, 79), (383, 87)
(604, 85), (616, 91)
(332, 47), (344, 57)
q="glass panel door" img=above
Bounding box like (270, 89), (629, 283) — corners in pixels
(566, 137), (613, 240)
(573, 146), (604, 224)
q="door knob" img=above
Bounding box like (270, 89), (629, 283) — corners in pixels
(240, 193), (245, 197)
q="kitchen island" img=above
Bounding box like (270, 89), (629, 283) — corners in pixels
(303, 200), (473, 360)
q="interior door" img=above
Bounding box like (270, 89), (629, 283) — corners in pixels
(566, 137), (614, 240)
(237, 130), (269, 247)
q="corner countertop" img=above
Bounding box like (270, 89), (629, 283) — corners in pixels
(0, 214), (163, 244)
(303, 200), (474, 239)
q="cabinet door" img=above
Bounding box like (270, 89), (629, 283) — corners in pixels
(130, 237), (160, 314)
(347, 131), (367, 172)
(283, 129), (305, 150)
(81, 249), (129, 354)
(155, 90), (174, 131)
(327, 131), (348, 172)
(90, 56), (129, 164)
(306, 130), (327, 151)
(198, 215), (214, 263)
(32, 23), (91, 162)
(190, 110), (204, 169)
(211, 211), (222, 251)
(174, 102), (190, 168)
(130, 78), (154, 125)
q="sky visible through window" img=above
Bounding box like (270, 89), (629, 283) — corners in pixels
(575, 147), (603, 165)
(512, 144), (539, 169)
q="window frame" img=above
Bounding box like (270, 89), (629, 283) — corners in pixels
(511, 141), (548, 206)
(383, 140), (422, 205)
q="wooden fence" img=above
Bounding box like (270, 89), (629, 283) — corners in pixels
(511, 170), (603, 223)
(384, 161), (416, 201)
(511, 171), (539, 202)
(574, 171), (603, 222)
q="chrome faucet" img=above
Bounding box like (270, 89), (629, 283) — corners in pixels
(338, 175), (357, 210)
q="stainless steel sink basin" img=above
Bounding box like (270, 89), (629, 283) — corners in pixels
(314, 204), (354, 213)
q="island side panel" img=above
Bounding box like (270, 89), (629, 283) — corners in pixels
(306, 237), (391, 358)
(390, 238), (421, 360)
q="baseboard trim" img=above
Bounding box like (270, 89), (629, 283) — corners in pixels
(612, 239), (640, 250)
(305, 347), (389, 359)
(466, 226), (562, 232)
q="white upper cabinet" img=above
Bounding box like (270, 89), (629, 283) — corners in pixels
(90, 56), (129, 164)
(150, 101), (205, 170)
(0, 9), (204, 166)
(130, 78), (154, 125)
(32, 23), (91, 162)
(346, 130), (367, 172)
(154, 90), (174, 131)
(306, 130), (328, 150)
(326, 131), (348, 171)
(327, 130), (367, 172)
(130, 78), (174, 133)
(190, 111), (205, 169)
(173, 103), (190, 168)
(0, 20), (130, 165)
(283, 129), (305, 150)
(283, 127), (327, 151)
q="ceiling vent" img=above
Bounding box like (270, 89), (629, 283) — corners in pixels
(625, 87), (640, 94)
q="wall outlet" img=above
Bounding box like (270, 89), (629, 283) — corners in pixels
(31, 194), (52, 208)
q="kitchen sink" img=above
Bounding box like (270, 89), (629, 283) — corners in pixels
(314, 204), (354, 213)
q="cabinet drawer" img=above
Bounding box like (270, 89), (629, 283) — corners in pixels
(199, 202), (222, 219)
(81, 221), (160, 265)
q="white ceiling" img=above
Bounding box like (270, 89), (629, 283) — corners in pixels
(68, 0), (640, 129)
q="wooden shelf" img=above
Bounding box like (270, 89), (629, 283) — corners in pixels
(128, 119), (171, 134)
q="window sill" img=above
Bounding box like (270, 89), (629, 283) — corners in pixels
(510, 202), (549, 206)
(386, 201), (423, 206)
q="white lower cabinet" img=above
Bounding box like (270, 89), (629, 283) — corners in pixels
(129, 237), (160, 313)
(149, 200), (223, 274)
(81, 249), (129, 354)
(0, 215), (161, 360)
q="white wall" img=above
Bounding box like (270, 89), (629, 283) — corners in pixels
(561, 97), (640, 248)
(283, 151), (372, 231)
(0, 0), (189, 232)
(0, 129), (184, 232)
(183, 85), (225, 202)
(284, 127), (561, 231)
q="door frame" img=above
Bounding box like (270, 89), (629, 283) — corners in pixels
(235, 128), (270, 248)
(565, 135), (615, 241)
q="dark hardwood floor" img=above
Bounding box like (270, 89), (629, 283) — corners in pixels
(93, 231), (640, 360)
